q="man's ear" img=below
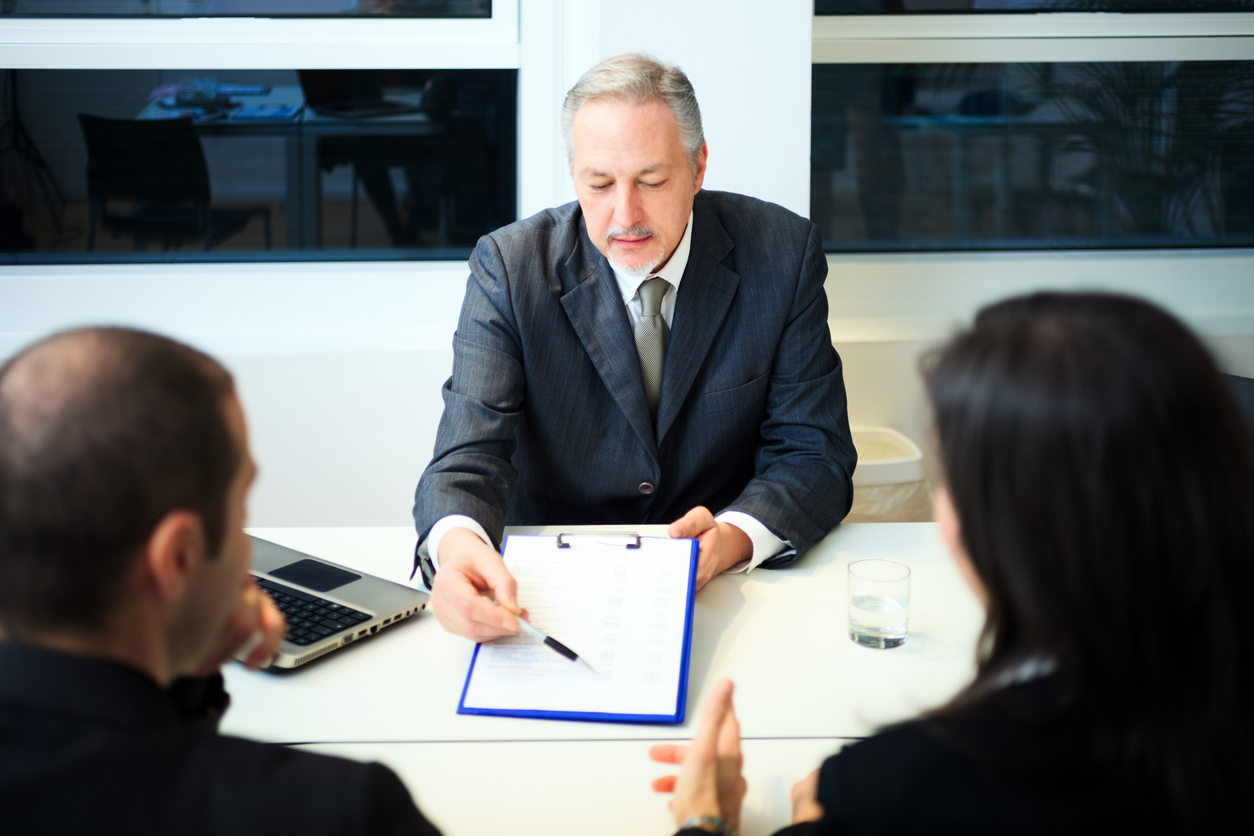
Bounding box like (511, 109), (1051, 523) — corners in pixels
(141, 511), (209, 608)
(692, 143), (709, 193)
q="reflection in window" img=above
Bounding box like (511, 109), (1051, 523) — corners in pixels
(0, 1), (491, 17)
(811, 62), (1254, 251)
(0, 69), (517, 262)
(815, 1), (1253, 12)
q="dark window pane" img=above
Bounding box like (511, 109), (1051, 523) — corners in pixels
(1, 1), (491, 17)
(811, 62), (1254, 252)
(0, 69), (517, 263)
(816, 1), (1254, 12)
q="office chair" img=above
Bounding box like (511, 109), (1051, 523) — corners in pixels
(315, 132), (444, 248)
(78, 114), (271, 252)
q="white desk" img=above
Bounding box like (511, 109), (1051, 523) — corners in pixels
(299, 737), (850, 836)
(225, 524), (982, 835)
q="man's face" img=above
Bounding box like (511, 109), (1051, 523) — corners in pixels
(572, 97), (708, 277)
(173, 394), (257, 669)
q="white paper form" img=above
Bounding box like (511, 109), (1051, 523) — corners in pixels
(460, 535), (696, 719)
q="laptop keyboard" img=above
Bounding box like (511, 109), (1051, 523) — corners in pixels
(254, 576), (373, 647)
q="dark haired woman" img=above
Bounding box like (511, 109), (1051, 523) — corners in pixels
(652, 292), (1254, 835)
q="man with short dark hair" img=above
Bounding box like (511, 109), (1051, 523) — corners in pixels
(0, 327), (439, 835)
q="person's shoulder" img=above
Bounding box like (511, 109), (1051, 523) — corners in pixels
(826, 721), (963, 785)
(181, 734), (435, 833)
(695, 191), (819, 285)
(466, 202), (584, 290)
(817, 689), (1120, 835)
(478, 200), (581, 258)
(815, 723), (1005, 833)
(200, 731), (389, 790)
(696, 190), (818, 267)
(0, 724), (435, 836)
(841, 677), (1080, 781)
(699, 190), (815, 241)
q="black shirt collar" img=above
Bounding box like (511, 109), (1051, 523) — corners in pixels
(0, 641), (183, 732)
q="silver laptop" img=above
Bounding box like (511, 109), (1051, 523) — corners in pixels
(249, 535), (428, 670)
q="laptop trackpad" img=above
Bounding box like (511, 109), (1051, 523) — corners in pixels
(269, 559), (361, 592)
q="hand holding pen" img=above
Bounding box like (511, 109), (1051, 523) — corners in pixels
(429, 528), (527, 642)
(475, 590), (597, 673)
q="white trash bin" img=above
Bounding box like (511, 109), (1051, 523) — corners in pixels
(846, 426), (932, 523)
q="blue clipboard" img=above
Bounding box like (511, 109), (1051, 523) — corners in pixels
(457, 533), (698, 724)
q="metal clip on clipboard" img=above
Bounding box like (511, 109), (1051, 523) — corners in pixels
(556, 532), (642, 549)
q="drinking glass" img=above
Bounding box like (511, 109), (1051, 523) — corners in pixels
(848, 559), (910, 648)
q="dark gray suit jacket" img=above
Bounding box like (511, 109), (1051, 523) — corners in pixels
(413, 189), (855, 565)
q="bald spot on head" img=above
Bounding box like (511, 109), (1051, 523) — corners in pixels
(1, 330), (125, 460)
(0, 327), (239, 636)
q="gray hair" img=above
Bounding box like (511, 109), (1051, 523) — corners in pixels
(561, 53), (705, 171)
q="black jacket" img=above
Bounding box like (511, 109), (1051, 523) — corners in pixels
(0, 642), (440, 836)
(773, 675), (1169, 836)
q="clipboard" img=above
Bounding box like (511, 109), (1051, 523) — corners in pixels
(457, 533), (698, 724)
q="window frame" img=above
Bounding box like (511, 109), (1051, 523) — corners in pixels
(812, 11), (1254, 344)
(0, 7), (520, 69)
(0, 2), (605, 360)
(812, 12), (1254, 62)
(0, 5), (525, 265)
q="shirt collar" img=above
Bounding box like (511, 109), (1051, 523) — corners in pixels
(0, 641), (184, 732)
(609, 209), (694, 304)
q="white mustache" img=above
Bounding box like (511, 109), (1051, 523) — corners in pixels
(606, 226), (655, 245)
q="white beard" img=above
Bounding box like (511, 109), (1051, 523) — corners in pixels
(605, 225), (664, 278)
(607, 253), (656, 279)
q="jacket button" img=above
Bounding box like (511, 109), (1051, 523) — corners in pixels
(638, 482), (655, 495)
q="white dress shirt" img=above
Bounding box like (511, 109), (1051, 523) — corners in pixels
(424, 211), (788, 582)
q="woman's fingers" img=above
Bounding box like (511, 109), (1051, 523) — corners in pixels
(718, 691), (743, 764)
(649, 744), (688, 765)
(692, 679), (735, 757)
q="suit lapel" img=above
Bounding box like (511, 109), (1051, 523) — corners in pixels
(656, 195), (739, 444)
(560, 219), (659, 459)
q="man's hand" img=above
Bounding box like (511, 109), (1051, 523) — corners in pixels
(429, 527), (528, 641)
(669, 507), (753, 590)
(192, 580), (286, 675)
(648, 679), (747, 833)
(790, 768), (825, 824)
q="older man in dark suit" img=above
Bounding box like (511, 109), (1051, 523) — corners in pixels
(413, 53), (856, 642)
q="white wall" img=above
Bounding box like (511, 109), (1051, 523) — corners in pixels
(599, 0), (813, 218)
(829, 248), (1254, 491)
(0, 261), (465, 527)
(827, 249), (1254, 343)
(229, 348), (452, 527)
(522, 0), (813, 217)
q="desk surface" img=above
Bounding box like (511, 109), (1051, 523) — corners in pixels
(224, 524), (982, 745)
(301, 737), (847, 836)
(137, 84), (437, 135)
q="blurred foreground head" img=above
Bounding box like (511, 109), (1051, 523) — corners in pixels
(0, 327), (239, 638)
(925, 291), (1254, 832)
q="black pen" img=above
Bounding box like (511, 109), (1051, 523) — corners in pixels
(514, 614), (598, 674)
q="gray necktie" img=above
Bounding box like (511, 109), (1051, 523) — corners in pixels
(634, 276), (671, 419)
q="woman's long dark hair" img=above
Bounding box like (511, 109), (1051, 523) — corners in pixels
(925, 292), (1254, 832)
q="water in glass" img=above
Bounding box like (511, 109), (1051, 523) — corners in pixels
(849, 593), (908, 648)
